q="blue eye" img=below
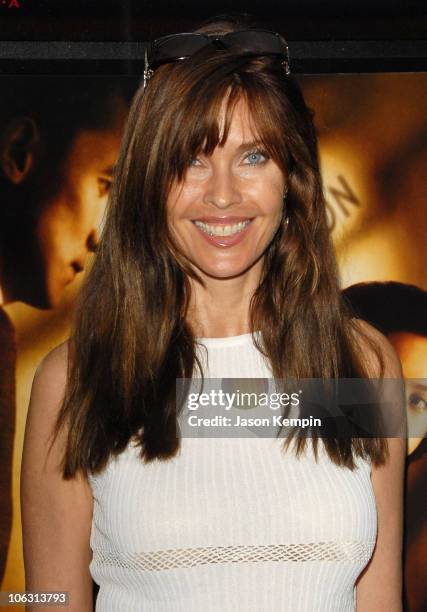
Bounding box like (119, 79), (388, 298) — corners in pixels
(245, 150), (268, 166)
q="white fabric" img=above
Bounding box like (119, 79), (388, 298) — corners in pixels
(88, 332), (377, 611)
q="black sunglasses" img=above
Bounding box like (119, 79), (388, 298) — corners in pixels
(143, 29), (290, 88)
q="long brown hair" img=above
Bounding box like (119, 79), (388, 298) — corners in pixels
(51, 32), (386, 478)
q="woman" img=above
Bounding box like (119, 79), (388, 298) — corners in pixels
(21, 18), (405, 612)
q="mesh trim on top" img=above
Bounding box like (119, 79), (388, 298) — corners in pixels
(92, 541), (375, 572)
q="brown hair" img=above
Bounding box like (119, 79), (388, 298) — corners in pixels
(51, 29), (386, 478)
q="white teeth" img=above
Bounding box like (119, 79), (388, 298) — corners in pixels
(194, 220), (251, 237)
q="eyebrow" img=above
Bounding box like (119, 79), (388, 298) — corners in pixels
(408, 383), (427, 393)
(99, 165), (115, 176)
(235, 140), (265, 153)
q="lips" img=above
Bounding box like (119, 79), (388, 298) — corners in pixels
(192, 217), (253, 248)
(192, 216), (254, 225)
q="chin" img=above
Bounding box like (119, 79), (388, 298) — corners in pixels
(28, 295), (57, 310)
(45, 288), (66, 310)
(29, 284), (63, 310)
(18, 296), (50, 310)
(6, 280), (51, 310)
(199, 265), (255, 280)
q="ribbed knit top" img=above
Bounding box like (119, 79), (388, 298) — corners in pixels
(88, 332), (377, 611)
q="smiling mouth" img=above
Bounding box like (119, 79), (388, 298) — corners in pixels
(192, 219), (253, 237)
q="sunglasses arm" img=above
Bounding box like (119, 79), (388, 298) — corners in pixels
(282, 43), (291, 76)
(143, 47), (154, 90)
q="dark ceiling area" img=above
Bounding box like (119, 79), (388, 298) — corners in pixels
(0, 0), (426, 41)
(0, 1), (425, 74)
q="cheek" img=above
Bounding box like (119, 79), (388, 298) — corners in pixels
(260, 191), (284, 223)
(168, 183), (197, 212)
(255, 171), (286, 212)
(36, 207), (63, 257)
(79, 179), (108, 228)
(167, 188), (198, 236)
(63, 181), (97, 233)
(35, 202), (77, 262)
(59, 170), (105, 232)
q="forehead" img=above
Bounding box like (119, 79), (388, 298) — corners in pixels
(388, 331), (427, 377)
(64, 127), (123, 170)
(216, 96), (259, 145)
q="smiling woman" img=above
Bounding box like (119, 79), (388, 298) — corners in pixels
(167, 97), (286, 291)
(21, 15), (405, 612)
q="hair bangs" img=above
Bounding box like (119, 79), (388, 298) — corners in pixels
(239, 79), (291, 174)
(169, 67), (290, 183)
(171, 79), (244, 182)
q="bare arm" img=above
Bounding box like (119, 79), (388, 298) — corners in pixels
(353, 320), (406, 612)
(21, 343), (94, 611)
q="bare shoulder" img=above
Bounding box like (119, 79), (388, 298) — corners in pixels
(31, 340), (71, 413)
(350, 318), (403, 378)
(22, 339), (94, 608)
(24, 339), (73, 477)
(34, 339), (69, 383)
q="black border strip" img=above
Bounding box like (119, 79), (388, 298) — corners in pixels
(0, 40), (426, 74)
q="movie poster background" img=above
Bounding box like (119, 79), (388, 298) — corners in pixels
(1, 72), (426, 611)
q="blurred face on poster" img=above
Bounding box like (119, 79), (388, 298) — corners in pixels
(388, 332), (427, 455)
(343, 281), (427, 456)
(0, 98), (127, 309)
(33, 123), (125, 308)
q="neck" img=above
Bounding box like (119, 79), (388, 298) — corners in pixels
(187, 267), (261, 338)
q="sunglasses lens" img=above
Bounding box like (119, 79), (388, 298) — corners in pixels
(222, 31), (284, 55)
(146, 30), (290, 77)
(150, 34), (210, 66)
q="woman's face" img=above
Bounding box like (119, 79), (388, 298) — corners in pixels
(388, 331), (427, 455)
(166, 97), (286, 282)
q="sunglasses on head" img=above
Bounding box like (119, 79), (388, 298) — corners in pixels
(143, 29), (291, 88)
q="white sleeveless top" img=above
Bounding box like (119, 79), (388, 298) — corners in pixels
(88, 332), (377, 611)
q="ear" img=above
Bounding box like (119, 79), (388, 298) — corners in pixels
(0, 117), (41, 184)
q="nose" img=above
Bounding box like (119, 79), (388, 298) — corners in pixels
(86, 228), (100, 253)
(71, 229), (99, 274)
(203, 165), (242, 209)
